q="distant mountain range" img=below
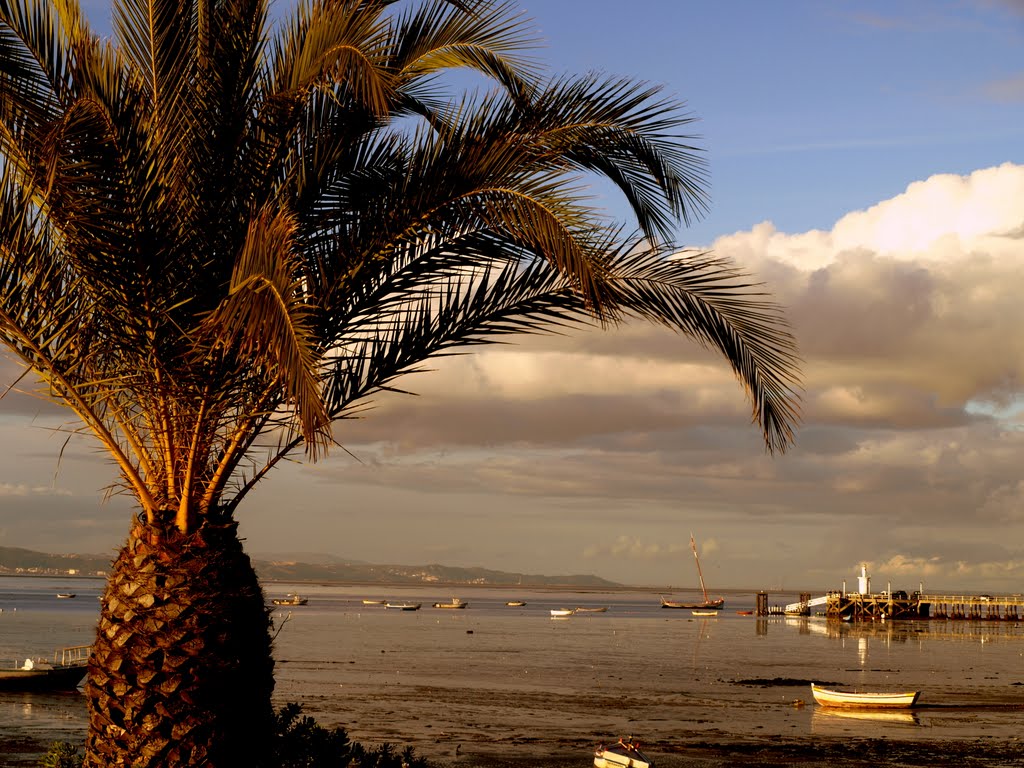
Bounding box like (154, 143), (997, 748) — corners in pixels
(0, 546), (620, 588)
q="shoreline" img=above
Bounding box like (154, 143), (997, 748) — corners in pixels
(5, 732), (1023, 768)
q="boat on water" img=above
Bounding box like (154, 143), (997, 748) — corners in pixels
(594, 737), (654, 768)
(272, 594), (308, 606)
(56, 593), (76, 599)
(550, 608), (574, 617)
(660, 533), (724, 611)
(736, 610), (754, 615)
(432, 597), (468, 609)
(505, 600), (526, 607)
(361, 599), (385, 605)
(691, 610), (719, 617)
(810, 683), (921, 709)
(384, 602), (422, 611)
(575, 606), (609, 613)
(0, 645), (91, 691)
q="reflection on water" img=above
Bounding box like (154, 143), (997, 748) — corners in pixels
(811, 706), (921, 736)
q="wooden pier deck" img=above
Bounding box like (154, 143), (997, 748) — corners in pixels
(822, 591), (1024, 621)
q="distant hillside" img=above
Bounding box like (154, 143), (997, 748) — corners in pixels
(0, 546), (112, 576)
(0, 546), (619, 588)
(253, 558), (620, 587)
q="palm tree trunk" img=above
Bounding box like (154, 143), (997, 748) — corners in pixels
(84, 517), (275, 767)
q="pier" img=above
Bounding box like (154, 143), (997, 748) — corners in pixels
(759, 564), (1024, 621)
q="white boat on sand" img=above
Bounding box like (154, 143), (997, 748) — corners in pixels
(594, 737), (653, 768)
(811, 683), (921, 709)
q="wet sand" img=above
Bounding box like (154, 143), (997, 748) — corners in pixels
(267, 602), (1024, 767)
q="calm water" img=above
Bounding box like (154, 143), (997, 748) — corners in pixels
(2, 577), (1023, 765)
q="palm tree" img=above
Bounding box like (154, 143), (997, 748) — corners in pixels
(0, 0), (800, 764)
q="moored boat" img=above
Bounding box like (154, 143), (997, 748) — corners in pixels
(0, 645), (91, 691)
(810, 683), (920, 709)
(432, 597), (468, 609)
(575, 606), (609, 613)
(56, 593), (76, 599)
(361, 599), (385, 605)
(660, 533), (724, 611)
(385, 602), (422, 611)
(505, 600), (526, 607)
(272, 593), (308, 606)
(594, 737), (654, 768)
(550, 608), (574, 617)
(691, 610), (719, 616)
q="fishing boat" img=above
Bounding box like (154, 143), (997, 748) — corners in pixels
(432, 597), (468, 609)
(575, 606), (609, 613)
(550, 608), (574, 617)
(0, 645), (91, 691)
(505, 600), (526, 607)
(691, 610), (719, 616)
(660, 533), (724, 611)
(56, 593), (76, 599)
(384, 602), (422, 611)
(361, 599), (385, 605)
(810, 683), (920, 709)
(271, 594), (308, 606)
(594, 736), (654, 768)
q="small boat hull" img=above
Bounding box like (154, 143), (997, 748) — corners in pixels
(594, 739), (654, 768)
(384, 603), (422, 611)
(0, 646), (91, 692)
(811, 683), (920, 709)
(432, 598), (468, 609)
(575, 606), (609, 613)
(270, 593), (305, 606)
(661, 598), (724, 610)
(0, 665), (88, 691)
(505, 601), (526, 607)
(550, 608), (574, 617)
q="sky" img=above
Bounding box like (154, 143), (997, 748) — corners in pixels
(3, 1), (1024, 592)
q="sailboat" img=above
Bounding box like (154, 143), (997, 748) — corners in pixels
(661, 533), (725, 611)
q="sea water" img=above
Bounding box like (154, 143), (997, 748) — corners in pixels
(2, 577), (1023, 765)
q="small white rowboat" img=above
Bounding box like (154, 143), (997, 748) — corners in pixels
(811, 683), (920, 709)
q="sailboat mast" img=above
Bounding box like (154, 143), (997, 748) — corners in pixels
(691, 533), (709, 602)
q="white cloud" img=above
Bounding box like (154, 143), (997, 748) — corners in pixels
(0, 482), (72, 497)
(6, 163), (1024, 589)
(582, 535), (689, 561)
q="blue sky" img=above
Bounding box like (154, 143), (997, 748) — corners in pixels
(4, 0), (1024, 592)
(519, 1), (1024, 245)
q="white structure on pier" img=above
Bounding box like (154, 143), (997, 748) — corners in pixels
(857, 563), (870, 595)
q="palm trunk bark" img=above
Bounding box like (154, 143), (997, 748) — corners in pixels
(84, 517), (275, 767)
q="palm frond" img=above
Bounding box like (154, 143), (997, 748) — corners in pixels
(199, 206), (331, 458)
